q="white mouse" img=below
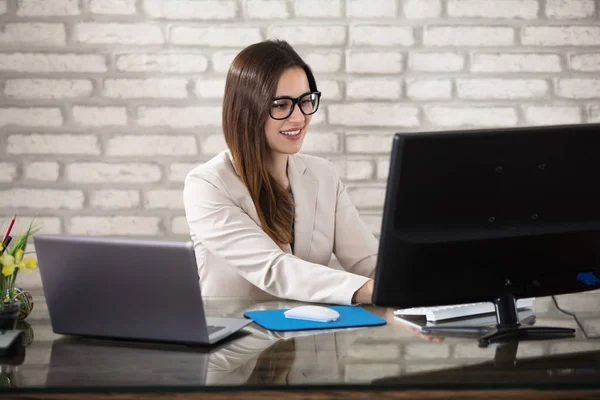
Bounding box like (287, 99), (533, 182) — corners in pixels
(283, 305), (340, 322)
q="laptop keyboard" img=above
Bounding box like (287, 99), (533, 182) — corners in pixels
(207, 325), (226, 335)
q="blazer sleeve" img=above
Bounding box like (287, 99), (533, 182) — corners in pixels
(332, 173), (379, 279)
(183, 172), (371, 305)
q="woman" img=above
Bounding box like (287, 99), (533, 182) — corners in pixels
(183, 40), (378, 305)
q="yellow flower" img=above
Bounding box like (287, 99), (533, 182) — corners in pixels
(0, 253), (16, 277)
(18, 257), (37, 273)
(14, 249), (24, 264)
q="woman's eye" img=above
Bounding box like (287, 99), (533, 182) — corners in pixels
(272, 103), (286, 109)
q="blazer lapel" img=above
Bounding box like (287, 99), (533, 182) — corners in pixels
(226, 150), (296, 255)
(288, 155), (318, 259)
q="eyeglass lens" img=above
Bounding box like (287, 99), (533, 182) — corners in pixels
(271, 93), (320, 120)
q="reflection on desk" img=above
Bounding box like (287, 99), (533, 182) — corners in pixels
(3, 290), (600, 398)
(375, 340), (600, 385)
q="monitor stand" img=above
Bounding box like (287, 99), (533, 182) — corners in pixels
(422, 293), (576, 347)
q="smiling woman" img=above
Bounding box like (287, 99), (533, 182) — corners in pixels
(183, 40), (377, 305)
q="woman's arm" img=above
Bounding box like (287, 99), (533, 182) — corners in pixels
(332, 176), (379, 280)
(183, 173), (370, 305)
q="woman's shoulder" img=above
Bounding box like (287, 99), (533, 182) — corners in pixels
(292, 153), (339, 180)
(185, 150), (237, 187)
(293, 152), (336, 172)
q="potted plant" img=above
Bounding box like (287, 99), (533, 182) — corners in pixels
(0, 220), (38, 330)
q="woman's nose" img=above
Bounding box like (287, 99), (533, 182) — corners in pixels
(288, 104), (305, 123)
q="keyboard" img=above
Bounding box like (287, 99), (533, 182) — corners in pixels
(394, 298), (535, 322)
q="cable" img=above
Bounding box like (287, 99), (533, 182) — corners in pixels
(532, 279), (599, 340)
(550, 295), (599, 340)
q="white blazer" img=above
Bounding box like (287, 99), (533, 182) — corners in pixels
(183, 150), (378, 305)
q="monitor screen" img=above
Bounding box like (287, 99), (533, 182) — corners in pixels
(372, 123), (600, 309)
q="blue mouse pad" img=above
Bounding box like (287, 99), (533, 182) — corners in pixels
(243, 306), (386, 331)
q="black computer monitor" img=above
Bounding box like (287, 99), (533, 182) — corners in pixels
(372, 123), (600, 346)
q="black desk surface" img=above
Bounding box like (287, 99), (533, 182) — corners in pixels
(3, 289), (600, 400)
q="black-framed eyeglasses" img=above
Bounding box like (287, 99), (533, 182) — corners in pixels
(269, 91), (321, 120)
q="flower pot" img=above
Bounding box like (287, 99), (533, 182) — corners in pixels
(0, 302), (20, 330)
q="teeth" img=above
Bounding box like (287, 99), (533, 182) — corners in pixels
(280, 130), (300, 136)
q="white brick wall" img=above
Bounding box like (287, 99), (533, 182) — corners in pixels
(546, 0), (596, 19)
(201, 133), (229, 154)
(0, 108), (63, 127)
(7, 134), (100, 155)
(76, 23), (164, 45)
(471, 53), (562, 72)
(348, 0), (398, 18)
(329, 104), (419, 127)
(5, 79), (94, 99)
(522, 26), (600, 46)
(424, 27), (514, 46)
(295, 0), (342, 18)
(303, 51), (343, 73)
(69, 216), (160, 236)
(23, 162), (60, 181)
(137, 106), (221, 127)
(346, 51), (403, 73)
(143, 0), (237, 20)
(16, 0), (80, 16)
(447, 0), (539, 19)
(346, 134), (395, 153)
(409, 52), (465, 72)
(0, 163), (17, 182)
(145, 190), (185, 209)
(195, 79), (226, 98)
(403, 0), (442, 19)
(106, 135), (198, 156)
(66, 163), (161, 183)
(90, 190), (141, 209)
(89, 0), (137, 15)
(169, 163), (199, 182)
(570, 53), (600, 71)
(170, 26), (262, 46)
(456, 79), (549, 99)
(349, 25), (414, 47)
(347, 78), (402, 100)
(590, 105), (600, 122)
(0, 23), (66, 46)
(268, 25), (346, 46)
(525, 105), (582, 125)
(244, 0), (289, 19)
(116, 53), (209, 73)
(556, 78), (600, 98)
(0, 0), (597, 291)
(301, 132), (340, 153)
(0, 53), (107, 73)
(407, 79), (452, 100)
(72, 106), (127, 126)
(0, 189), (83, 209)
(426, 106), (519, 127)
(103, 78), (188, 99)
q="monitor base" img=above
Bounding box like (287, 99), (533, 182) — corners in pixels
(478, 324), (575, 347)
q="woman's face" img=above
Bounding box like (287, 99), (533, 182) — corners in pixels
(264, 67), (313, 157)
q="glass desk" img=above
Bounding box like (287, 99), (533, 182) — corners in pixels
(3, 289), (600, 399)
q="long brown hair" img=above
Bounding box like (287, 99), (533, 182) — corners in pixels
(222, 40), (318, 248)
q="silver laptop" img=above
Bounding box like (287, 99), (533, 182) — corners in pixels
(34, 234), (252, 345)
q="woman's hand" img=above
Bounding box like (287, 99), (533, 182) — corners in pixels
(351, 279), (374, 304)
(384, 309), (445, 343)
